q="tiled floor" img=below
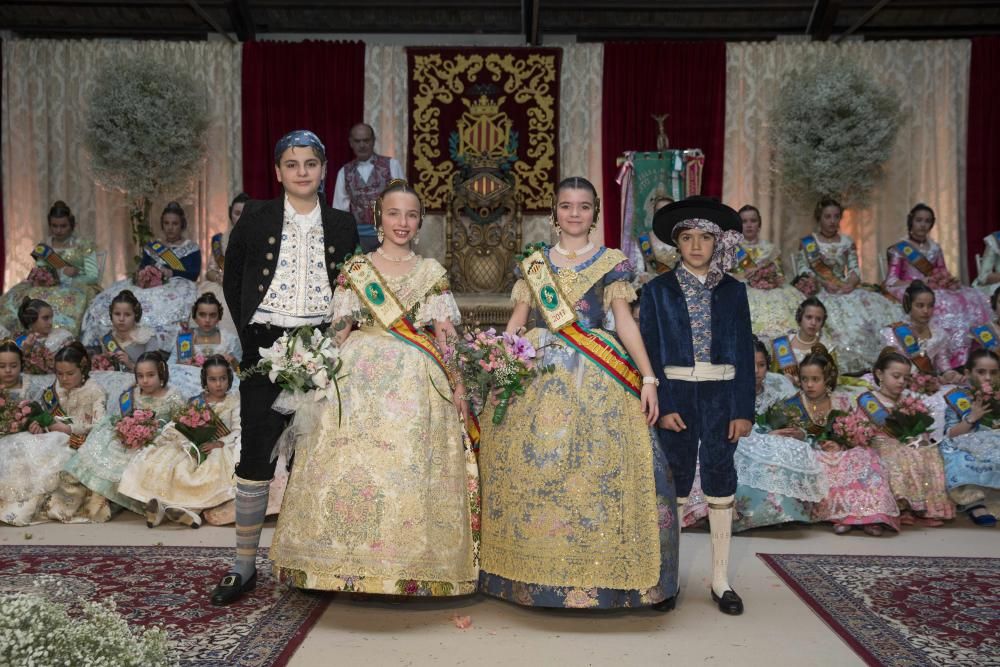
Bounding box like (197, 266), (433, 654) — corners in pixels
(3, 515), (995, 666)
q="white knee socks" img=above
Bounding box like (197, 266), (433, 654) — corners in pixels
(706, 495), (735, 597)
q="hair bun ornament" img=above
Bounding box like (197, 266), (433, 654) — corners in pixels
(876, 346), (899, 361)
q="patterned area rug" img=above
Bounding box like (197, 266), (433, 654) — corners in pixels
(0, 545), (329, 667)
(759, 554), (1000, 667)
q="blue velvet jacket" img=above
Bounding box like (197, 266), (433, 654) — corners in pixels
(639, 268), (755, 421)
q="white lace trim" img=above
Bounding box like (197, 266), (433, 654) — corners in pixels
(414, 292), (461, 326)
(735, 431), (830, 501)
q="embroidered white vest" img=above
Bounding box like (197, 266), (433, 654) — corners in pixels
(257, 219), (331, 320)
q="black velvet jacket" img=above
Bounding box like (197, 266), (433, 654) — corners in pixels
(639, 269), (756, 421)
(222, 197), (359, 335)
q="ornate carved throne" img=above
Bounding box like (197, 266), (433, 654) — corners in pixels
(444, 94), (524, 327)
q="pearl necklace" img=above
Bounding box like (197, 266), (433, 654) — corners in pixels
(794, 332), (820, 345)
(376, 247), (415, 263)
(553, 241), (594, 259)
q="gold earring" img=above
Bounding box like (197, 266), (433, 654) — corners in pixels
(377, 227), (384, 244)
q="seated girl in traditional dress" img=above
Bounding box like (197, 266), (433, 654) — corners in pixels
(81, 202), (201, 348)
(770, 297), (836, 387)
(972, 231), (1000, 298)
(199, 193), (248, 338)
(172, 293), (240, 367)
(680, 338), (828, 531)
(62, 351), (185, 518)
(938, 349), (1000, 526)
(884, 204), (990, 367)
(0, 201), (100, 335)
(1, 343), (107, 525)
(269, 180), (480, 597)
(479, 177), (678, 611)
(119, 355), (241, 529)
(14, 297), (74, 374)
(794, 197), (901, 374)
(91, 290), (166, 372)
(0, 341), (90, 525)
(730, 205), (800, 339)
(879, 281), (964, 440)
(797, 346), (901, 536)
(863, 349), (954, 527)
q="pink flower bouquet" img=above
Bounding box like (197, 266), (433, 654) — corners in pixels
(449, 328), (554, 425)
(972, 377), (1000, 428)
(883, 394), (935, 444)
(20, 340), (55, 375)
(172, 403), (230, 464)
(746, 262), (784, 290)
(134, 266), (165, 289)
(114, 409), (161, 450)
(829, 410), (879, 448)
(906, 372), (941, 396)
(27, 267), (58, 287)
(0, 395), (54, 434)
(925, 266), (959, 291)
(90, 353), (117, 371)
(792, 274), (820, 297)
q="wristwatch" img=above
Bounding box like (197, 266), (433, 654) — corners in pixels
(642, 376), (660, 387)
(962, 414), (975, 425)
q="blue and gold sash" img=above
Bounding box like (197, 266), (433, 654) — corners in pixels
(176, 331), (194, 362)
(800, 235), (843, 286)
(14, 334), (28, 349)
(42, 383), (87, 447)
(210, 233), (225, 271)
(32, 244), (69, 270)
(858, 391), (891, 427)
(101, 332), (126, 371)
(970, 323), (999, 351)
(637, 233), (658, 272)
(771, 335), (798, 373)
(943, 387), (973, 419)
(145, 241), (186, 272)
(520, 249), (641, 398)
(782, 394), (810, 424)
(890, 322), (936, 374)
(894, 240), (935, 276)
(119, 388), (135, 417)
(734, 245), (756, 272)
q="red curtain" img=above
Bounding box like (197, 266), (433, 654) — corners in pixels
(601, 41), (726, 248)
(966, 36), (1000, 281)
(241, 40), (366, 203)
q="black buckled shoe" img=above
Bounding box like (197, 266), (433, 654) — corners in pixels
(211, 571), (257, 606)
(711, 588), (744, 615)
(651, 595), (677, 612)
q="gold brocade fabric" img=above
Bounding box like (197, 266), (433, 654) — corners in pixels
(554, 248), (629, 308)
(270, 267), (479, 595)
(479, 326), (661, 591)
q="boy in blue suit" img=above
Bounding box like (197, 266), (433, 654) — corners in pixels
(639, 197), (754, 615)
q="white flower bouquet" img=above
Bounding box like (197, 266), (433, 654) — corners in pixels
(244, 326), (345, 422)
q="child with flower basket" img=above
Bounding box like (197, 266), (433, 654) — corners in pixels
(61, 351), (183, 519)
(937, 349), (1000, 526)
(118, 355), (240, 529)
(1, 341), (105, 525)
(860, 348), (954, 527)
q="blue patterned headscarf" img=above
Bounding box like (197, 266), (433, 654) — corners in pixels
(273, 130), (327, 164)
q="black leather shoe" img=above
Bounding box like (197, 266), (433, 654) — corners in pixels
(711, 588), (744, 615)
(651, 595), (677, 612)
(210, 571), (257, 606)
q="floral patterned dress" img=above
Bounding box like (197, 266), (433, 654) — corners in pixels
(868, 390), (955, 520)
(938, 400), (1000, 516)
(80, 239), (201, 348)
(810, 393), (901, 530)
(269, 257), (479, 596)
(0, 234), (101, 335)
(479, 247), (679, 609)
(61, 387), (184, 517)
(795, 234), (903, 373)
(884, 237), (990, 367)
(682, 373), (829, 531)
(0, 377), (89, 525)
(118, 392), (240, 512)
(730, 240), (801, 339)
(879, 324), (959, 442)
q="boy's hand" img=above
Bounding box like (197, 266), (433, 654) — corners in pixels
(728, 418), (752, 442)
(658, 413), (686, 431)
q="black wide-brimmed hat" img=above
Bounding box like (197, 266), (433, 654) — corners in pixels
(652, 196), (741, 247)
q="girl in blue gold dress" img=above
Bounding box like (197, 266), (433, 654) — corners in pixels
(478, 177), (679, 610)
